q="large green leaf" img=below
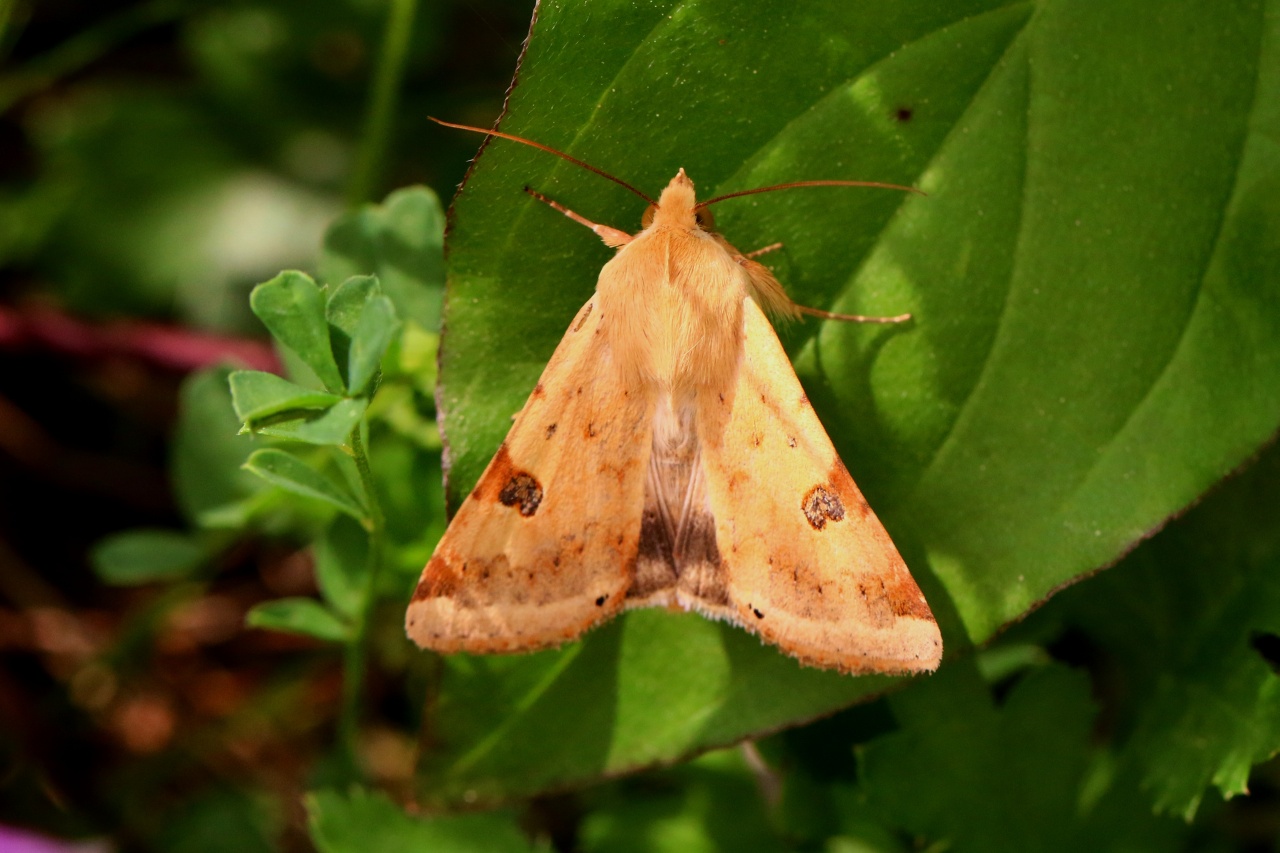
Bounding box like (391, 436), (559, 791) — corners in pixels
(423, 0), (1280, 802)
(422, 611), (898, 806)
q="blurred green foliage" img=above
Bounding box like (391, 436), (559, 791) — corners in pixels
(2, 2), (1280, 853)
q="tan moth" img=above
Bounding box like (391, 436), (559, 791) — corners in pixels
(406, 120), (941, 675)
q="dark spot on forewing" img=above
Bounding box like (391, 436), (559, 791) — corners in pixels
(802, 485), (845, 529)
(499, 473), (543, 516)
(545, 423), (557, 439)
(573, 302), (594, 331)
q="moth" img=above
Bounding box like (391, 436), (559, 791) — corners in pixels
(406, 121), (942, 675)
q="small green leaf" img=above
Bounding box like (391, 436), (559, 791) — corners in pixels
(90, 529), (207, 585)
(243, 449), (367, 520)
(250, 271), (345, 393)
(315, 516), (368, 619)
(229, 370), (343, 423)
(247, 398), (368, 446)
(319, 186), (445, 330)
(326, 275), (380, 332)
(326, 275), (380, 386)
(859, 663), (1183, 853)
(307, 787), (535, 853)
(347, 296), (399, 395)
(1037, 443), (1280, 819)
(247, 598), (350, 642)
(173, 367), (265, 527)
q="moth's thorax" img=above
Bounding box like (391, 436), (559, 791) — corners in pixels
(649, 169), (699, 230)
(595, 169), (746, 397)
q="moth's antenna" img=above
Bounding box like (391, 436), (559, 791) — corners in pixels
(696, 180), (924, 210)
(431, 117), (656, 206)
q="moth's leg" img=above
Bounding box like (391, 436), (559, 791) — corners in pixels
(524, 187), (634, 248)
(794, 304), (912, 324)
(743, 242), (784, 259)
(735, 241), (910, 323)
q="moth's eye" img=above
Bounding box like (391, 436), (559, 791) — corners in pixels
(694, 208), (716, 231)
(641, 205), (657, 227)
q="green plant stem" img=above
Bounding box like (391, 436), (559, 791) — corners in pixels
(346, 0), (418, 207)
(0, 0), (188, 114)
(339, 425), (386, 774)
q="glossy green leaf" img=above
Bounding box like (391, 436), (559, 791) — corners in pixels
(247, 398), (368, 446)
(422, 611), (898, 807)
(246, 597), (350, 642)
(90, 529), (208, 585)
(228, 370), (343, 423)
(346, 296), (399, 396)
(422, 0), (1280, 802)
(319, 186), (446, 330)
(243, 449), (366, 521)
(306, 788), (535, 853)
(250, 270), (345, 392)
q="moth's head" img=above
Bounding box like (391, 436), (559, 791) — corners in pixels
(641, 169), (716, 233)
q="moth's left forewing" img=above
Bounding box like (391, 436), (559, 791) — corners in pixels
(696, 298), (942, 675)
(407, 297), (655, 654)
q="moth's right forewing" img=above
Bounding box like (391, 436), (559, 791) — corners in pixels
(697, 298), (942, 675)
(406, 298), (655, 654)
